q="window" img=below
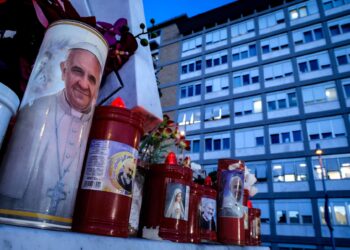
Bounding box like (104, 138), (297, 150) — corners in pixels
(233, 67), (259, 88)
(289, 211), (300, 223)
(246, 162), (268, 182)
(191, 140), (200, 153)
(261, 33), (289, 56)
(273, 158), (308, 182)
(302, 215), (313, 224)
(182, 36), (202, 53)
(206, 28), (227, 45)
(235, 127), (264, 149)
(205, 50), (228, 68)
(231, 19), (255, 40)
(204, 134), (231, 152)
(267, 90), (298, 111)
(234, 96), (262, 117)
(323, 0), (350, 11)
(297, 51), (331, 75)
(277, 210), (287, 223)
(289, 0), (319, 23)
(307, 116), (346, 142)
(334, 45), (350, 70)
(312, 154), (350, 180)
(204, 103), (230, 121)
(205, 74), (229, 95)
(302, 82), (338, 105)
(264, 60), (293, 83)
(179, 82), (201, 99)
(258, 9), (285, 33)
(334, 205), (348, 225)
(177, 108), (201, 126)
(328, 16), (350, 38)
(231, 43), (257, 62)
(181, 58), (202, 77)
(290, 6), (308, 20)
(342, 79), (350, 98)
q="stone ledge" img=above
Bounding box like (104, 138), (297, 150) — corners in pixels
(0, 224), (269, 250)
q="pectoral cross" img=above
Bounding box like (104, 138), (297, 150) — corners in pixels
(47, 181), (67, 215)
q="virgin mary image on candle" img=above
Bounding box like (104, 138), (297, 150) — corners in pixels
(164, 183), (189, 221)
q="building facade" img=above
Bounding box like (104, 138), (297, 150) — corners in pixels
(149, 0), (350, 249)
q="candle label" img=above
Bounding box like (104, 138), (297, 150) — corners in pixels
(218, 169), (244, 218)
(81, 139), (138, 197)
(164, 182), (190, 221)
(200, 197), (217, 231)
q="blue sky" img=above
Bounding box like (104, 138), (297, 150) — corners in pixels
(142, 0), (235, 27)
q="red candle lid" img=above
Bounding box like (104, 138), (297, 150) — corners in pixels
(247, 200), (252, 208)
(165, 152), (177, 165)
(204, 176), (212, 186)
(111, 97), (126, 108)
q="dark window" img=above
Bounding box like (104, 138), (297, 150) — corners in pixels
(278, 99), (287, 109)
(302, 215), (313, 224)
(188, 85), (194, 97)
(344, 84), (350, 98)
(289, 211), (300, 224)
(256, 136), (264, 146)
(282, 132), (291, 143)
(277, 210), (287, 224)
(213, 58), (220, 66)
(244, 110), (253, 115)
(337, 55), (348, 65)
(241, 51), (248, 59)
(341, 23), (350, 33)
(181, 65), (187, 74)
(309, 59), (319, 71)
(314, 28), (324, 40)
(334, 0), (345, 7)
(249, 44), (257, 56)
(243, 74), (250, 85)
(180, 87), (186, 98)
(329, 25), (341, 36)
(271, 134), (280, 144)
(309, 134), (320, 140)
(195, 84), (201, 95)
(298, 62), (308, 73)
(268, 101), (277, 111)
(232, 53), (240, 61)
(205, 138), (212, 151)
(192, 140), (200, 153)
(262, 45), (270, 54)
(235, 111), (243, 117)
(303, 30), (313, 43)
(189, 63), (195, 72)
(213, 139), (221, 150)
(288, 92), (297, 107)
(221, 55), (228, 64)
(206, 59), (212, 68)
(323, 1), (333, 10)
(322, 132), (333, 139)
(195, 60), (202, 70)
(293, 130), (302, 142)
(252, 76), (259, 83)
(206, 85), (213, 93)
(223, 138), (230, 149)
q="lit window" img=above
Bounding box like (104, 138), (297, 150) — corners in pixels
(285, 174), (295, 182)
(253, 100), (262, 113)
(334, 205), (348, 225)
(341, 163), (350, 178)
(290, 9), (299, 19)
(325, 87), (337, 101)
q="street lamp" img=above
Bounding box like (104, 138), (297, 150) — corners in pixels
(315, 143), (335, 250)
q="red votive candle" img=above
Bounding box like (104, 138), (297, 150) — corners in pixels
(72, 105), (143, 237)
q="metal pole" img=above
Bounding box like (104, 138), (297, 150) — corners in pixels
(318, 154), (336, 250)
